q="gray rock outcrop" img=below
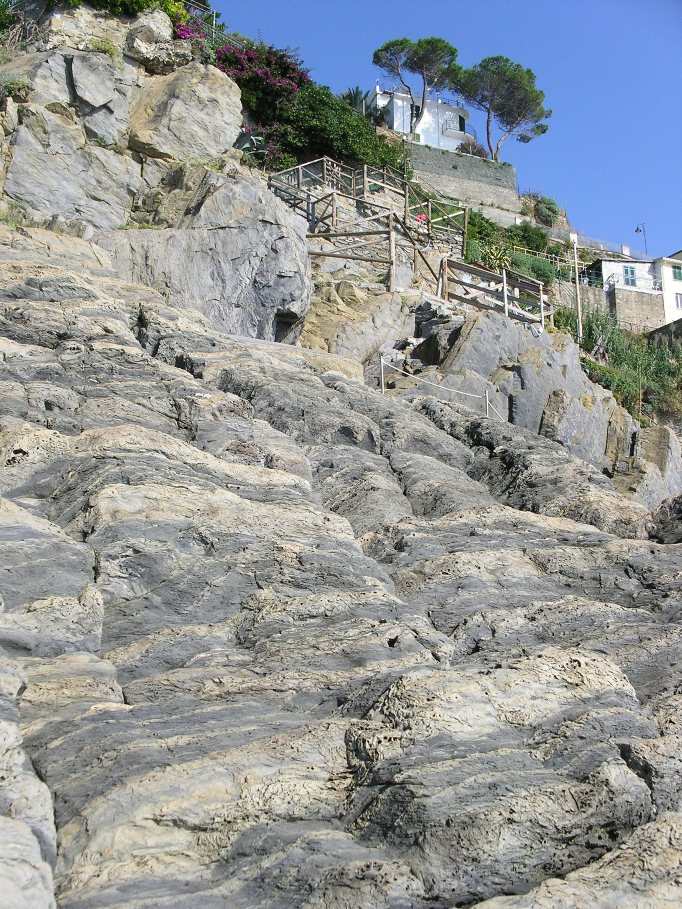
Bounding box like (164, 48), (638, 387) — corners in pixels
(1, 222), (680, 908)
(1, 6), (312, 340)
(0, 6), (681, 909)
(384, 299), (682, 509)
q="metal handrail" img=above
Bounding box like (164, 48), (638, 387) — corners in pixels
(380, 358), (505, 420)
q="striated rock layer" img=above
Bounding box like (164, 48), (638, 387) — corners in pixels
(0, 223), (680, 909)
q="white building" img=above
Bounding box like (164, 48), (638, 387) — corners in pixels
(592, 257), (662, 295)
(368, 85), (474, 151)
(588, 250), (682, 330)
(655, 251), (682, 325)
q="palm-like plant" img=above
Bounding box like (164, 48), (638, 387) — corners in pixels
(340, 85), (370, 114)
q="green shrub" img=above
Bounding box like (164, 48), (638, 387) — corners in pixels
(581, 358), (640, 412)
(88, 37), (119, 58)
(466, 210), (499, 245)
(214, 43), (310, 125)
(505, 220), (549, 252)
(465, 237), (483, 263)
(533, 194), (561, 226)
(0, 0), (14, 32)
(0, 71), (29, 101)
(63, 0), (187, 21)
(509, 250), (555, 285)
(274, 83), (403, 169)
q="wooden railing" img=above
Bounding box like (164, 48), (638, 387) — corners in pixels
(437, 259), (552, 328)
(268, 157), (466, 256)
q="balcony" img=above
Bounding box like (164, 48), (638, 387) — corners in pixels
(605, 273), (662, 293)
(441, 116), (476, 140)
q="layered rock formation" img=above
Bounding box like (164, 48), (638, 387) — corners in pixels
(0, 6), (681, 909)
(1, 5), (312, 340)
(377, 297), (682, 509)
(1, 220), (681, 908)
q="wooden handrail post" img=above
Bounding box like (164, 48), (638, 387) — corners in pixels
(540, 282), (545, 329)
(363, 164), (368, 197)
(380, 357), (385, 395)
(462, 206), (469, 259)
(502, 268), (509, 318)
(322, 158), (327, 185)
(427, 199), (432, 234)
(296, 166), (302, 189)
(443, 258), (449, 300)
(388, 213), (396, 292)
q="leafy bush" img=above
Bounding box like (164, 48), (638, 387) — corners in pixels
(510, 250), (555, 285)
(466, 210), (499, 245)
(552, 307), (682, 419)
(214, 43), (310, 125)
(552, 306), (577, 336)
(0, 0), (14, 32)
(456, 136), (487, 158)
(505, 220), (548, 252)
(481, 242), (511, 271)
(0, 71), (29, 101)
(533, 194), (561, 226)
(64, 0), (187, 19)
(465, 237), (483, 263)
(88, 37), (119, 58)
(581, 358), (640, 412)
(274, 83), (404, 169)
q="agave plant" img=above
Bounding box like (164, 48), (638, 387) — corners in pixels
(481, 242), (512, 272)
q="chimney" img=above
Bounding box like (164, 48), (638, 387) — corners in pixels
(621, 244), (630, 256)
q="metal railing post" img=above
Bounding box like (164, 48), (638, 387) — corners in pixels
(380, 357), (385, 394)
(485, 388), (490, 418)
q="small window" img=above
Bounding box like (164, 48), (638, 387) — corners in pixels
(673, 265), (682, 280)
(624, 265), (636, 287)
(676, 293), (682, 310)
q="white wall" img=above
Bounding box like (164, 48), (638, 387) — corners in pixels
(599, 259), (659, 293)
(657, 260), (682, 324)
(372, 89), (470, 151)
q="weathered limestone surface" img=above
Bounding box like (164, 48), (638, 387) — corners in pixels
(384, 300), (682, 509)
(102, 165), (313, 341)
(0, 220), (681, 908)
(1, 9), (312, 339)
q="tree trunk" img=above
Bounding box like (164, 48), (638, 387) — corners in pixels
(486, 109), (495, 160)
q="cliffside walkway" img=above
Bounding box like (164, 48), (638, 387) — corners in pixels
(268, 157), (466, 290)
(269, 157), (551, 329)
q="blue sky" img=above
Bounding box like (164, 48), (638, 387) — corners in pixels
(216, 0), (681, 259)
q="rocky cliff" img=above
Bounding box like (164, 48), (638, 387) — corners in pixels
(1, 7), (681, 909)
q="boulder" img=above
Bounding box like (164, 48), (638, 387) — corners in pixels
(100, 166), (312, 340)
(650, 494), (682, 543)
(300, 283), (415, 362)
(124, 9), (193, 74)
(128, 61), (242, 161)
(4, 104), (140, 232)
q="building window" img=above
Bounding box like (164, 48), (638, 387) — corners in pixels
(673, 265), (682, 280)
(676, 293), (682, 310)
(624, 265), (636, 287)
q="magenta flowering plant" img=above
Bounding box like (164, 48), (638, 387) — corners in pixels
(214, 43), (310, 124)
